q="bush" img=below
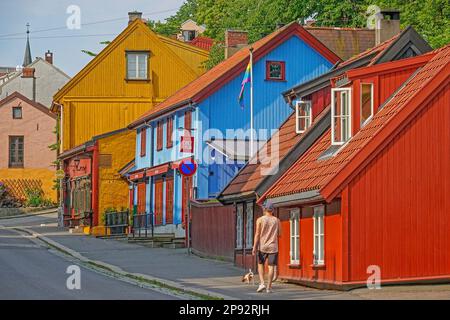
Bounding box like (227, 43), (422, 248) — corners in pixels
(23, 188), (56, 208)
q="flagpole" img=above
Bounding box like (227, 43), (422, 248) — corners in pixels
(249, 47), (254, 157)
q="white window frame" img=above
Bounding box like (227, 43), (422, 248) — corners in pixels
(360, 83), (374, 127)
(331, 87), (352, 145)
(313, 205), (325, 265)
(126, 52), (149, 80)
(245, 202), (254, 249)
(236, 203), (244, 249)
(295, 100), (312, 133)
(290, 208), (300, 265)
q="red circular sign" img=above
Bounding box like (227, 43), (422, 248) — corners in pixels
(179, 158), (197, 177)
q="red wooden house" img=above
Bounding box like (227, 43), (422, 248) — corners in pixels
(216, 26), (432, 270)
(257, 45), (450, 289)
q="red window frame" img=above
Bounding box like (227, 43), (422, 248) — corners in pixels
(266, 61), (286, 81)
(156, 121), (163, 151)
(166, 116), (173, 149)
(140, 127), (146, 157)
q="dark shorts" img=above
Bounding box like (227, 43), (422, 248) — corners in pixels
(257, 251), (278, 266)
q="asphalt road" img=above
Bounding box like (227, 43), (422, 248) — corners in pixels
(0, 214), (178, 300)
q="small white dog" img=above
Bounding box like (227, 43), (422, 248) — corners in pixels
(241, 268), (255, 285)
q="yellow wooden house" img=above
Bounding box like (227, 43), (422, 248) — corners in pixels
(52, 13), (208, 232)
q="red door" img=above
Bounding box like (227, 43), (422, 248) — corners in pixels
(165, 177), (174, 224)
(154, 178), (164, 225)
(137, 182), (146, 215)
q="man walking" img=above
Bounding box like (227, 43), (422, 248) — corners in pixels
(252, 200), (281, 293)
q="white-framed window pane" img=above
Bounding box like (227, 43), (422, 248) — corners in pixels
(331, 88), (352, 145)
(296, 101), (312, 133)
(313, 205), (325, 265)
(127, 53), (148, 79)
(236, 204), (244, 249)
(361, 83), (373, 126)
(290, 209), (300, 264)
(245, 202), (254, 249)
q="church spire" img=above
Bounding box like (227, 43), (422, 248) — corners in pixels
(23, 23), (32, 67)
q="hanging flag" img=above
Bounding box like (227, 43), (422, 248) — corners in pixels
(238, 60), (252, 108)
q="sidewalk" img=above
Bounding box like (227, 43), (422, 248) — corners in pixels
(22, 224), (450, 300)
(24, 224), (357, 300)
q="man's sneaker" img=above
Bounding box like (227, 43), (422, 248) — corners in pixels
(256, 284), (266, 293)
(266, 288), (273, 293)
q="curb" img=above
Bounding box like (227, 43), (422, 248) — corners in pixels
(17, 227), (235, 300)
(0, 208), (58, 220)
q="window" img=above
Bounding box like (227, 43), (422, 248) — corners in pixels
(156, 121), (163, 151)
(295, 101), (312, 133)
(360, 83), (374, 126)
(183, 30), (196, 41)
(12, 106), (22, 119)
(166, 116), (173, 149)
(9, 136), (24, 168)
(331, 88), (352, 145)
(184, 110), (192, 131)
(236, 204), (244, 249)
(313, 206), (325, 265)
(245, 202), (254, 249)
(266, 61), (286, 81)
(126, 52), (149, 80)
(140, 127), (146, 157)
(290, 209), (300, 264)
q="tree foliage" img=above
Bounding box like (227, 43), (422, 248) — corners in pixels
(153, 0), (448, 68)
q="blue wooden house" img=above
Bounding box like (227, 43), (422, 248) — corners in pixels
(126, 22), (341, 237)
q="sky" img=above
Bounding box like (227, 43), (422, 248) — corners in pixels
(0, 0), (185, 76)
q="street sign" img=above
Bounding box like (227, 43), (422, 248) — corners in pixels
(180, 135), (194, 153)
(178, 158), (197, 177)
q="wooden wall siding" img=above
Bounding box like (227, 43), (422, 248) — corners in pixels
(57, 21), (207, 151)
(352, 66), (421, 134)
(347, 83), (450, 282)
(191, 203), (235, 260)
(98, 130), (135, 218)
(311, 86), (331, 119)
(154, 178), (164, 225)
(277, 210), (343, 284)
(159, 37), (207, 76)
(165, 177), (174, 224)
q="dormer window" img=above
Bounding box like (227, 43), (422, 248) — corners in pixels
(183, 30), (196, 41)
(360, 83), (374, 127)
(126, 51), (149, 80)
(295, 100), (312, 133)
(331, 88), (352, 145)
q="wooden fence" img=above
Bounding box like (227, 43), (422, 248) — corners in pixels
(1, 179), (43, 201)
(191, 201), (235, 261)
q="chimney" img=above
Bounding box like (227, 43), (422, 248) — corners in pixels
(21, 67), (36, 101)
(45, 50), (53, 64)
(376, 9), (401, 45)
(21, 67), (35, 78)
(225, 30), (248, 59)
(128, 11), (143, 24)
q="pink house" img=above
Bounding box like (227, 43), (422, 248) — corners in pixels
(0, 92), (57, 201)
